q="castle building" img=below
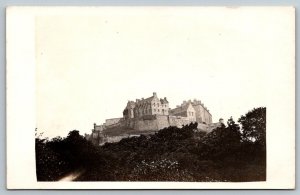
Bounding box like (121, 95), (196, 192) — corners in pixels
(93, 123), (104, 132)
(87, 92), (218, 145)
(169, 102), (196, 122)
(168, 99), (212, 124)
(123, 92), (169, 119)
(191, 99), (212, 124)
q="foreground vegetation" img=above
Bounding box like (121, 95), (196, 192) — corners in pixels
(36, 107), (266, 181)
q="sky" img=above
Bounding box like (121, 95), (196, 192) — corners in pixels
(35, 7), (291, 138)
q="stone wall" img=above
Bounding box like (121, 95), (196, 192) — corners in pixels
(192, 103), (212, 124)
(104, 115), (213, 133)
(105, 118), (123, 126)
(129, 115), (194, 131)
(156, 115), (170, 130)
(134, 118), (159, 131)
(94, 125), (104, 131)
(169, 115), (192, 128)
(89, 117), (222, 145)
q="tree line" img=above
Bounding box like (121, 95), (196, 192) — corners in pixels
(36, 107), (266, 181)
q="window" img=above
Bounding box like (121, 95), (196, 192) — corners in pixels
(158, 109), (160, 112)
(157, 103), (159, 107)
(192, 112), (194, 116)
(154, 109), (156, 112)
(153, 103), (155, 107)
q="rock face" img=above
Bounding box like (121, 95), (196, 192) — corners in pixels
(85, 92), (220, 145)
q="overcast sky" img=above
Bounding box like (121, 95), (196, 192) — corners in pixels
(35, 7), (292, 138)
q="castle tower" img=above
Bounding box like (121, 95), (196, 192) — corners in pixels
(190, 99), (212, 124)
(123, 101), (135, 119)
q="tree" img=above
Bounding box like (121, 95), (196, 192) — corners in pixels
(67, 130), (82, 140)
(203, 117), (241, 146)
(35, 131), (71, 181)
(226, 116), (242, 144)
(199, 117), (242, 161)
(238, 107), (266, 146)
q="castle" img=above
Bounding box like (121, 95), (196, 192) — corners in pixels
(86, 92), (222, 145)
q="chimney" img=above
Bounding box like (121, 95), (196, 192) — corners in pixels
(153, 92), (157, 97)
(164, 97), (167, 100)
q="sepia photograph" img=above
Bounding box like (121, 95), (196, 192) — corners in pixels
(6, 6), (295, 189)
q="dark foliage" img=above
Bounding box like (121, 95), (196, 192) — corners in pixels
(36, 108), (266, 182)
(35, 136), (70, 181)
(35, 130), (115, 181)
(238, 107), (266, 146)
